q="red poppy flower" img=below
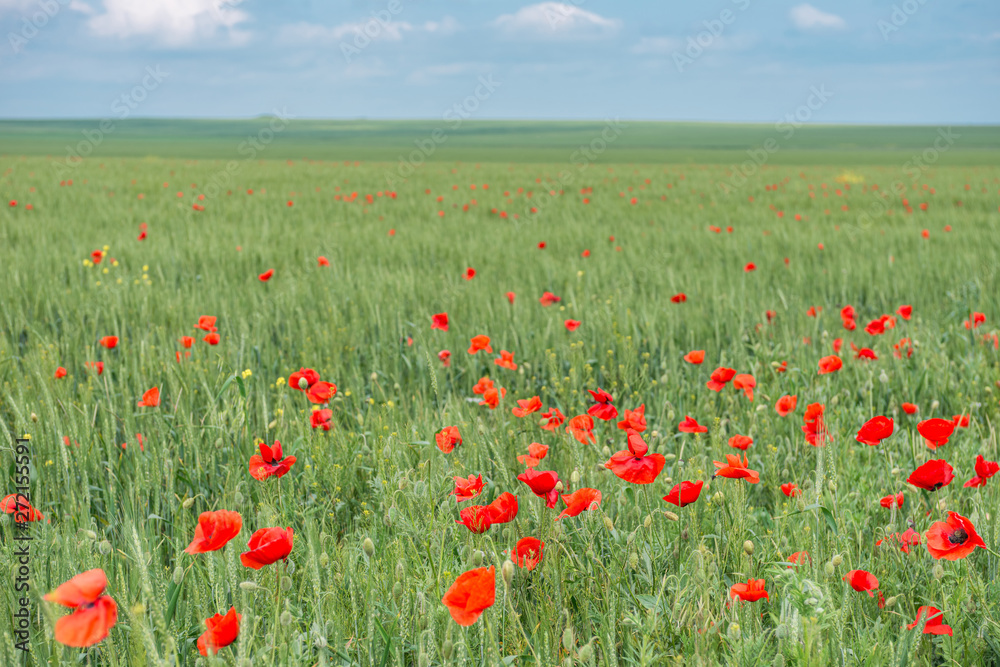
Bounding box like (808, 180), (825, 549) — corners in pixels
(856, 416), (893, 446)
(468, 335), (492, 354)
(512, 537), (544, 570)
(907, 459), (954, 491)
(587, 388), (618, 420)
(240, 526), (293, 569)
(310, 408), (333, 431)
(431, 312), (449, 332)
(671, 293), (687, 303)
(818, 355), (842, 374)
(438, 349), (451, 367)
(564, 319), (581, 331)
(435, 426), (462, 453)
(306, 381), (336, 404)
(732, 373), (756, 400)
(86, 361), (104, 375)
(864, 318), (886, 336)
(556, 488), (601, 520)
(180, 336), (195, 349)
(289, 368), (319, 390)
(843, 570), (879, 597)
(539, 291), (561, 306)
(442, 566), (495, 626)
(729, 434), (753, 450)
(678, 415), (708, 433)
(925, 511), (986, 560)
(1, 494), (46, 522)
(907, 606), (952, 636)
(506, 291), (515, 304)
(566, 414), (596, 444)
(450, 474), (484, 503)
(683, 350), (705, 365)
(832, 338), (843, 353)
(775, 394), (797, 417)
(464, 267), (476, 281)
(495, 350), (517, 370)
(706, 367), (736, 392)
(877, 528), (922, 553)
(729, 578), (768, 602)
(456, 505), (493, 533)
(44, 569), (118, 647)
(897, 305), (912, 320)
(472, 377), (494, 395)
(517, 469), (561, 508)
(258, 269), (274, 282)
(511, 395), (541, 418)
(185, 510), (243, 554)
(902, 402), (918, 415)
(137, 386), (160, 407)
(55, 366), (67, 379)
(917, 418), (955, 449)
(713, 453), (760, 484)
(194, 315), (218, 332)
(203, 333), (220, 345)
(781, 483), (800, 497)
(964, 312), (986, 329)
(879, 492), (904, 509)
(248, 441), (297, 481)
(662, 480), (703, 507)
(744, 262), (757, 273)
(853, 345), (878, 360)
(317, 256), (329, 267)
(99, 336), (118, 349)
(197, 607), (241, 656)
(517, 442), (549, 467)
(806, 306), (821, 318)
(964, 454), (999, 488)
(787, 551), (811, 568)
(802, 403), (828, 447)
(617, 404), (646, 432)
(540, 407), (565, 431)
(486, 492), (519, 524)
(951, 414), (970, 428)
(479, 386), (505, 409)
(90, 249), (103, 264)
(605, 429), (666, 485)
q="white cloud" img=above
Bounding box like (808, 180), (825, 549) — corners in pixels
(87, 0), (249, 46)
(790, 4), (846, 30)
(494, 2), (620, 40)
(278, 16), (458, 46)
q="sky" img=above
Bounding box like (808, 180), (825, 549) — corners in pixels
(0, 0), (998, 123)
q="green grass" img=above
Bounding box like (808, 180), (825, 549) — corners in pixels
(1, 138), (1000, 666)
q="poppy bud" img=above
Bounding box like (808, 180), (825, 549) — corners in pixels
(562, 627), (575, 652)
(319, 552), (329, 568)
(663, 511), (679, 522)
(280, 611), (292, 626)
(234, 491), (244, 505)
(172, 566), (184, 585)
(743, 540), (754, 556)
(418, 652), (429, 667)
(628, 552), (639, 570)
(879, 371), (889, 384)
(578, 644), (593, 661)
(395, 561), (405, 581)
(392, 581), (402, 604)
(30, 412), (38, 422)
(502, 559), (515, 587)
(397, 478), (408, 491)
(442, 640), (454, 660)
(281, 576), (292, 591)
(930, 400), (940, 411)
(601, 445), (611, 457)
(554, 481), (564, 493)
(884, 595), (898, 608)
(650, 430), (659, 439)
(712, 491), (725, 505)
(82, 530), (97, 541)
(267, 419), (277, 430)
(827, 480), (837, 492)
(182, 497), (195, 510)
(933, 563), (944, 580)
(891, 467), (901, 475)
(772, 654), (785, 667)
(643, 515), (652, 529)
(472, 550), (483, 567)
(571, 470), (581, 486)
(240, 581), (259, 591)
(665, 453), (676, 461)
(824, 563), (835, 576)
(831, 554), (843, 567)
(298, 377), (309, 390)
(603, 516), (614, 532)
(370, 372), (378, 381)
(98, 540), (112, 555)
(362, 537), (375, 558)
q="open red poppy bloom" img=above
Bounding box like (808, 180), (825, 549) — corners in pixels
(540, 407), (565, 431)
(864, 318), (886, 336)
(856, 416), (893, 446)
(564, 319), (581, 331)
(879, 492), (904, 509)
(55, 366), (67, 378)
(781, 483), (800, 497)
(468, 335), (492, 354)
(964, 312), (986, 329)
(663, 480), (703, 507)
(678, 415), (708, 433)
(495, 350), (517, 370)
(670, 293), (687, 303)
(44, 569), (118, 647)
(306, 381), (336, 404)
(907, 606), (952, 636)
(310, 408), (333, 431)
(907, 459), (954, 491)
(706, 367), (736, 392)
(456, 505), (493, 533)
(877, 528), (922, 553)
(964, 454), (999, 488)
(730, 579), (768, 602)
(240, 526), (293, 569)
(556, 488), (602, 520)
(853, 345), (878, 360)
(617, 404), (646, 432)
(197, 607), (241, 656)
(451, 474), (484, 502)
(137, 386), (160, 407)
(435, 426), (462, 453)
(843, 570), (879, 596)
(442, 566), (495, 626)
(180, 336), (195, 349)
(90, 249), (103, 264)
(1, 494), (46, 522)
(203, 333), (220, 345)
(802, 403), (828, 447)
(566, 414), (596, 444)
(818, 355), (842, 374)
(258, 269), (274, 281)
(99, 336), (118, 349)
(185, 510), (243, 554)
(511, 396), (541, 417)
(479, 386), (505, 409)
(952, 414), (970, 428)
(775, 394), (797, 417)
(517, 469), (561, 508)
(897, 304), (912, 320)
(787, 551), (811, 568)
(86, 361), (104, 375)
(472, 377), (495, 395)
(744, 262), (756, 272)
(605, 429), (666, 485)
(317, 256), (329, 266)
(902, 402), (918, 415)
(587, 388), (618, 420)
(926, 511), (986, 560)
(539, 291), (561, 306)
(512, 537), (544, 570)
(486, 492), (519, 524)
(732, 374), (756, 400)
(431, 312), (449, 331)
(517, 442), (549, 467)
(506, 291), (515, 304)
(289, 368), (320, 390)
(438, 350), (451, 367)
(918, 418), (955, 449)
(248, 441), (297, 480)
(713, 453), (760, 484)
(194, 315), (218, 332)
(683, 350), (705, 365)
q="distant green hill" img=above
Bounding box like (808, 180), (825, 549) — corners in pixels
(1, 118), (998, 164)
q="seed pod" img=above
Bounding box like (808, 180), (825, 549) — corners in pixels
(743, 540), (754, 556)
(298, 377), (309, 390)
(824, 562), (835, 576)
(172, 566), (184, 585)
(362, 537), (375, 558)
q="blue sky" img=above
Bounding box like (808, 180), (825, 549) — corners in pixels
(1, 0), (997, 122)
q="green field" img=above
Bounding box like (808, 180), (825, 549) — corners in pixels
(2, 122), (1000, 666)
